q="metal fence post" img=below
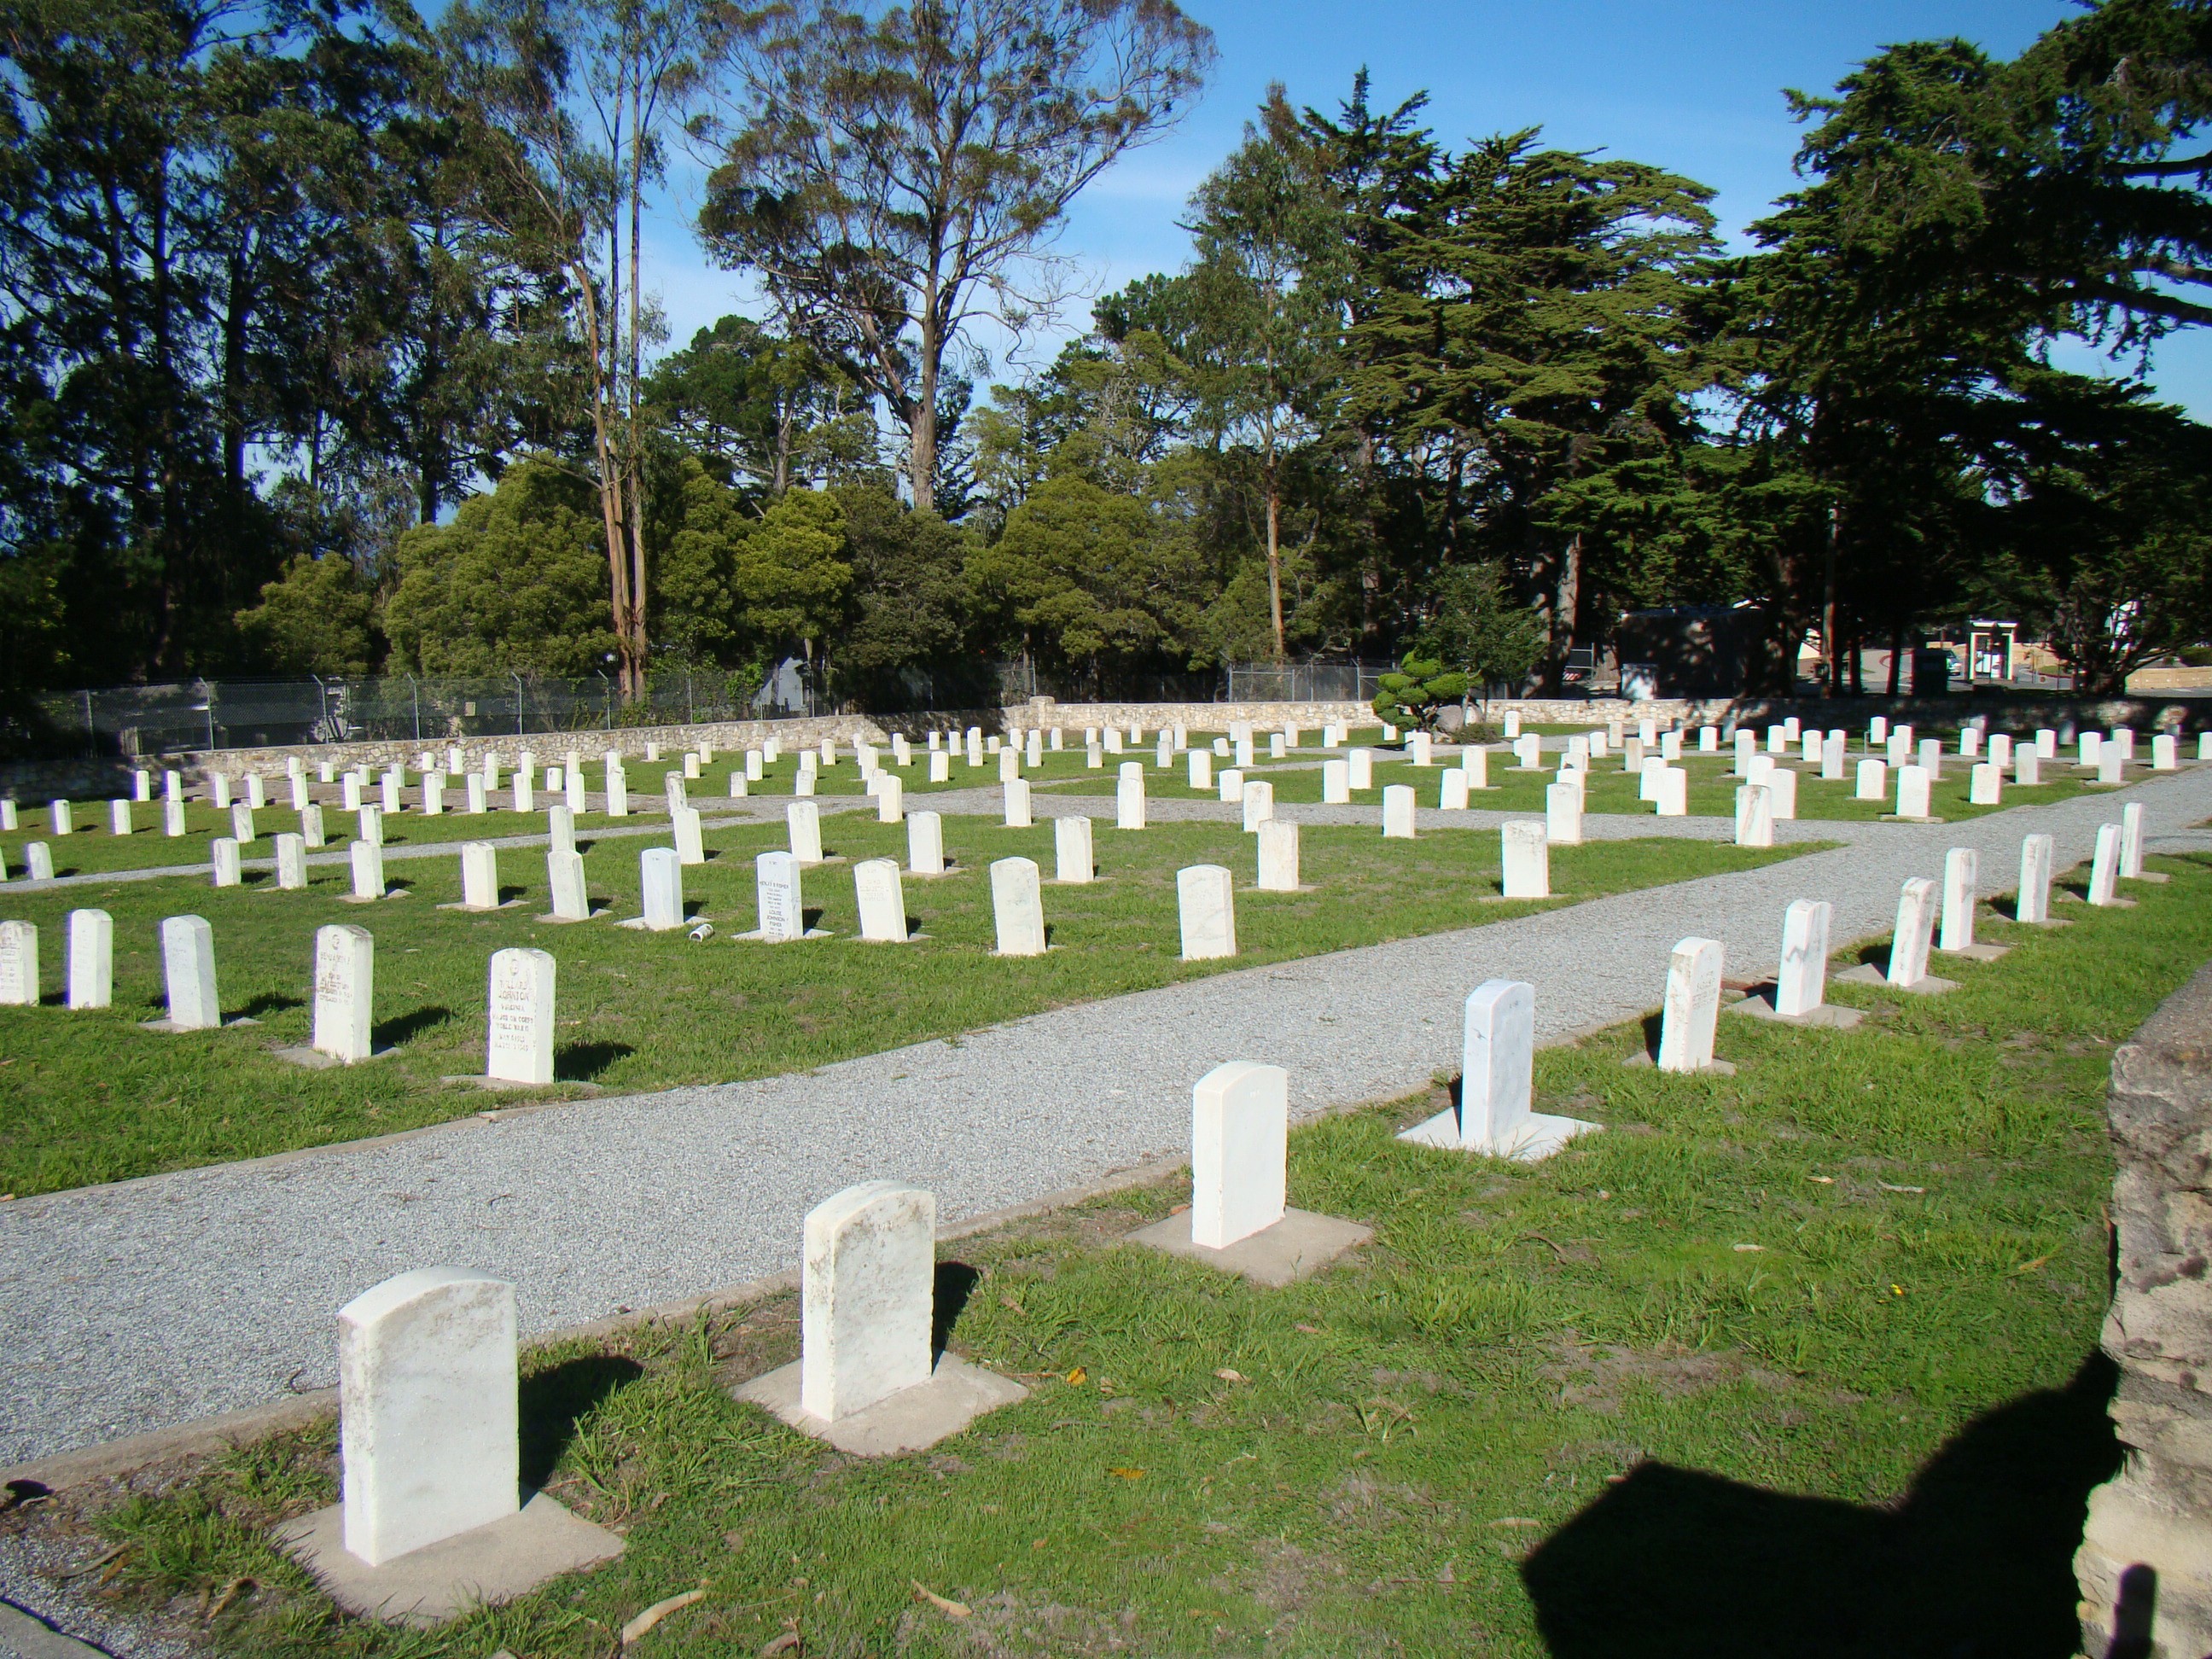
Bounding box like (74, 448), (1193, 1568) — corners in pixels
(598, 672), (612, 730)
(512, 672), (525, 737)
(205, 683), (217, 751)
(410, 677), (421, 742)
(686, 672), (695, 725)
(82, 689), (94, 757)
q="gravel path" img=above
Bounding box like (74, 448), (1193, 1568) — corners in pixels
(3, 771), (2206, 1467)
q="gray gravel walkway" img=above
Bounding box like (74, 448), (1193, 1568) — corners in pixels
(3, 771), (2207, 1466)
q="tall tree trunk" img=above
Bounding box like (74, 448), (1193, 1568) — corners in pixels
(1823, 503), (1841, 697)
(578, 276), (637, 697)
(1886, 623), (1905, 696)
(1264, 444), (1285, 663)
(1546, 533), (1582, 693)
(625, 69), (649, 693)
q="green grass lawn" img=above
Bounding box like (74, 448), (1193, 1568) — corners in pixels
(0, 820), (1805, 1197)
(35, 853), (2205, 1657)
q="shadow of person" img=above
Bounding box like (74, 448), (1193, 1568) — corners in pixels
(518, 1354), (644, 1489)
(932, 1261), (981, 1362)
(1521, 1351), (2121, 1659)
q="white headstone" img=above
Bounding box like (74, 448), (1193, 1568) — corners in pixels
(1821, 734), (1845, 780)
(461, 841), (499, 910)
(672, 804), (705, 865)
(2121, 800), (2145, 878)
(1663, 731), (1685, 761)
(107, 798), (130, 837)
(2089, 823), (2122, 905)
(57, 907), (112, 1010)
(929, 748), (952, 783)
(1234, 733), (1254, 769)
(1003, 778), (1033, 828)
(212, 835), (242, 888)
(1966, 760), (2000, 806)
(1188, 749), (1213, 790)
(787, 800), (824, 864)
(1895, 764), (1930, 818)
(341, 774), (362, 812)
(276, 832), (307, 890)
(800, 1182), (935, 1423)
(2016, 748), (2041, 787)
(991, 857), (1045, 956)
(1733, 730), (1756, 775)
(544, 847), (587, 922)
(485, 946), (554, 1084)
(1256, 819), (1300, 891)
(1190, 1062), (1287, 1249)
(1241, 779), (1274, 832)
(312, 923), (375, 1063)
(1939, 847), (1979, 952)
(1178, 864), (1237, 960)
(1217, 766), (1244, 805)
(1886, 877), (1939, 985)
(212, 776), (233, 811)
(1657, 936), (1724, 1072)
(640, 847), (684, 929)
(231, 801), (256, 844)
(853, 859), (908, 942)
(1503, 711), (1522, 738)
(1501, 821), (1549, 899)
(2017, 833), (2054, 923)
(348, 838), (384, 899)
(2151, 733), (2177, 771)
(1382, 783), (1416, 839)
(336, 1266), (520, 1568)
(907, 812), (946, 877)
(2098, 744), (2124, 785)
(1054, 814), (1094, 883)
(1734, 783), (1773, 847)
(358, 804), (382, 847)
(1917, 738), (1941, 781)
(162, 915), (220, 1029)
(1348, 748), (1373, 789)
(1773, 900), (1831, 1017)
(1514, 734), (1542, 770)
(1653, 767), (1687, 816)
(1545, 780), (1583, 846)
(1440, 771), (1470, 810)
(1116, 763), (1145, 830)
(0, 920), (36, 1006)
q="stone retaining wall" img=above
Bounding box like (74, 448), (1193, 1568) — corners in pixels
(2075, 961), (2212, 1658)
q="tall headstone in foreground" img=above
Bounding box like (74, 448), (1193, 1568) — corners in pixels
(350, 839), (385, 901)
(485, 946), (555, 1084)
(1939, 847), (1980, 952)
(800, 1182), (936, 1423)
(0, 920), (36, 1006)
(336, 1267), (521, 1566)
(2122, 801), (2146, 879)
(2017, 833), (2054, 924)
(1500, 821), (1549, 899)
(1241, 779), (1274, 832)
(1003, 778), (1033, 828)
(2071, 965), (2212, 1659)
(1773, 900), (1832, 1018)
(1116, 762), (1146, 830)
(787, 800), (824, 864)
(1657, 936), (1725, 1074)
(212, 836), (242, 888)
(907, 811), (946, 877)
(1054, 814), (1094, 883)
(1191, 1062), (1288, 1248)
(1734, 783), (1774, 848)
(313, 923), (375, 1064)
(853, 859), (908, 943)
(876, 774), (904, 824)
(1257, 819), (1301, 891)
(990, 857), (1046, 956)
(1178, 864), (1237, 960)
(640, 847), (684, 930)
(1398, 980), (1598, 1160)
(162, 915), (221, 1029)
(1547, 781), (1584, 846)
(276, 832), (307, 890)
(1886, 877), (1940, 986)
(66, 909), (111, 1010)
(754, 852), (804, 942)
(672, 804), (705, 866)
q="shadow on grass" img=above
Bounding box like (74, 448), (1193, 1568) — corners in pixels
(519, 1354), (644, 1489)
(236, 992), (304, 1020)
(1521, 1351), (2120, 1659)
(556, 1040), (633, 1081)
(373, 1004), (451, 1048)
(932, 1261), (981, 1361)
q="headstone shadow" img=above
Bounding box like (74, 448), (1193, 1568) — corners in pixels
(517, 1353), (645, 1489)
(236, 991), (305, 1020)
(554, 1040), (633, 1081)
(931, 1261), (981, 1361)
(372, 1004), (451, 1048)
(1520, 1350), (2121, 1659)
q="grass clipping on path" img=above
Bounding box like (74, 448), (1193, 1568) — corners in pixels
(16, 855), (2207, 1657)
(0, 822), (1797, 1196)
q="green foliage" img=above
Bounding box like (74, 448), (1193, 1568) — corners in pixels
(1370, 654), (1470, 732)
(233, 556), (381, 676)
(1419, 562), (1545, 693)
(382, 461), (619, 676)
(830, 485), (987, 709)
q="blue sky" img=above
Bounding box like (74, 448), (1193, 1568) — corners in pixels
(649, 0), (2212, 415)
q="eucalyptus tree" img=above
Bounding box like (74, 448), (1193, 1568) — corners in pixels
(696, 0), (1215, 515)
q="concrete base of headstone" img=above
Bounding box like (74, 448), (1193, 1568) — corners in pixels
(1832, 963), (1959, 994)
(1620, 1051), (1737, 1074)
(732, 926), (834, 942)
(270, 1043), (396, 1068)
(1396, 1105), (1598, 1161)
(138, 1016), (259, 1032)
(439, 1074), (600, 1093)
(1726, 990), (1863, 1028)
(735, 1353), (1027, 1457)
(534, 907), (609, 924)
(336, 889), (406, 905)
(617, 911), (707, 931)
(1877, 812), (1946, 824)
(1124, 1207), (1371, 1289)
(2128, 870), (2173, 883)
(436, 899), (523, 912)
(274, 1490), (622, 1627)
(1936, 941), (2011, 962)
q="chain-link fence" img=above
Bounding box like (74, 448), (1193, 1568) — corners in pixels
(1222, 663), (1392, 703)
(22, 670), (819, 760)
